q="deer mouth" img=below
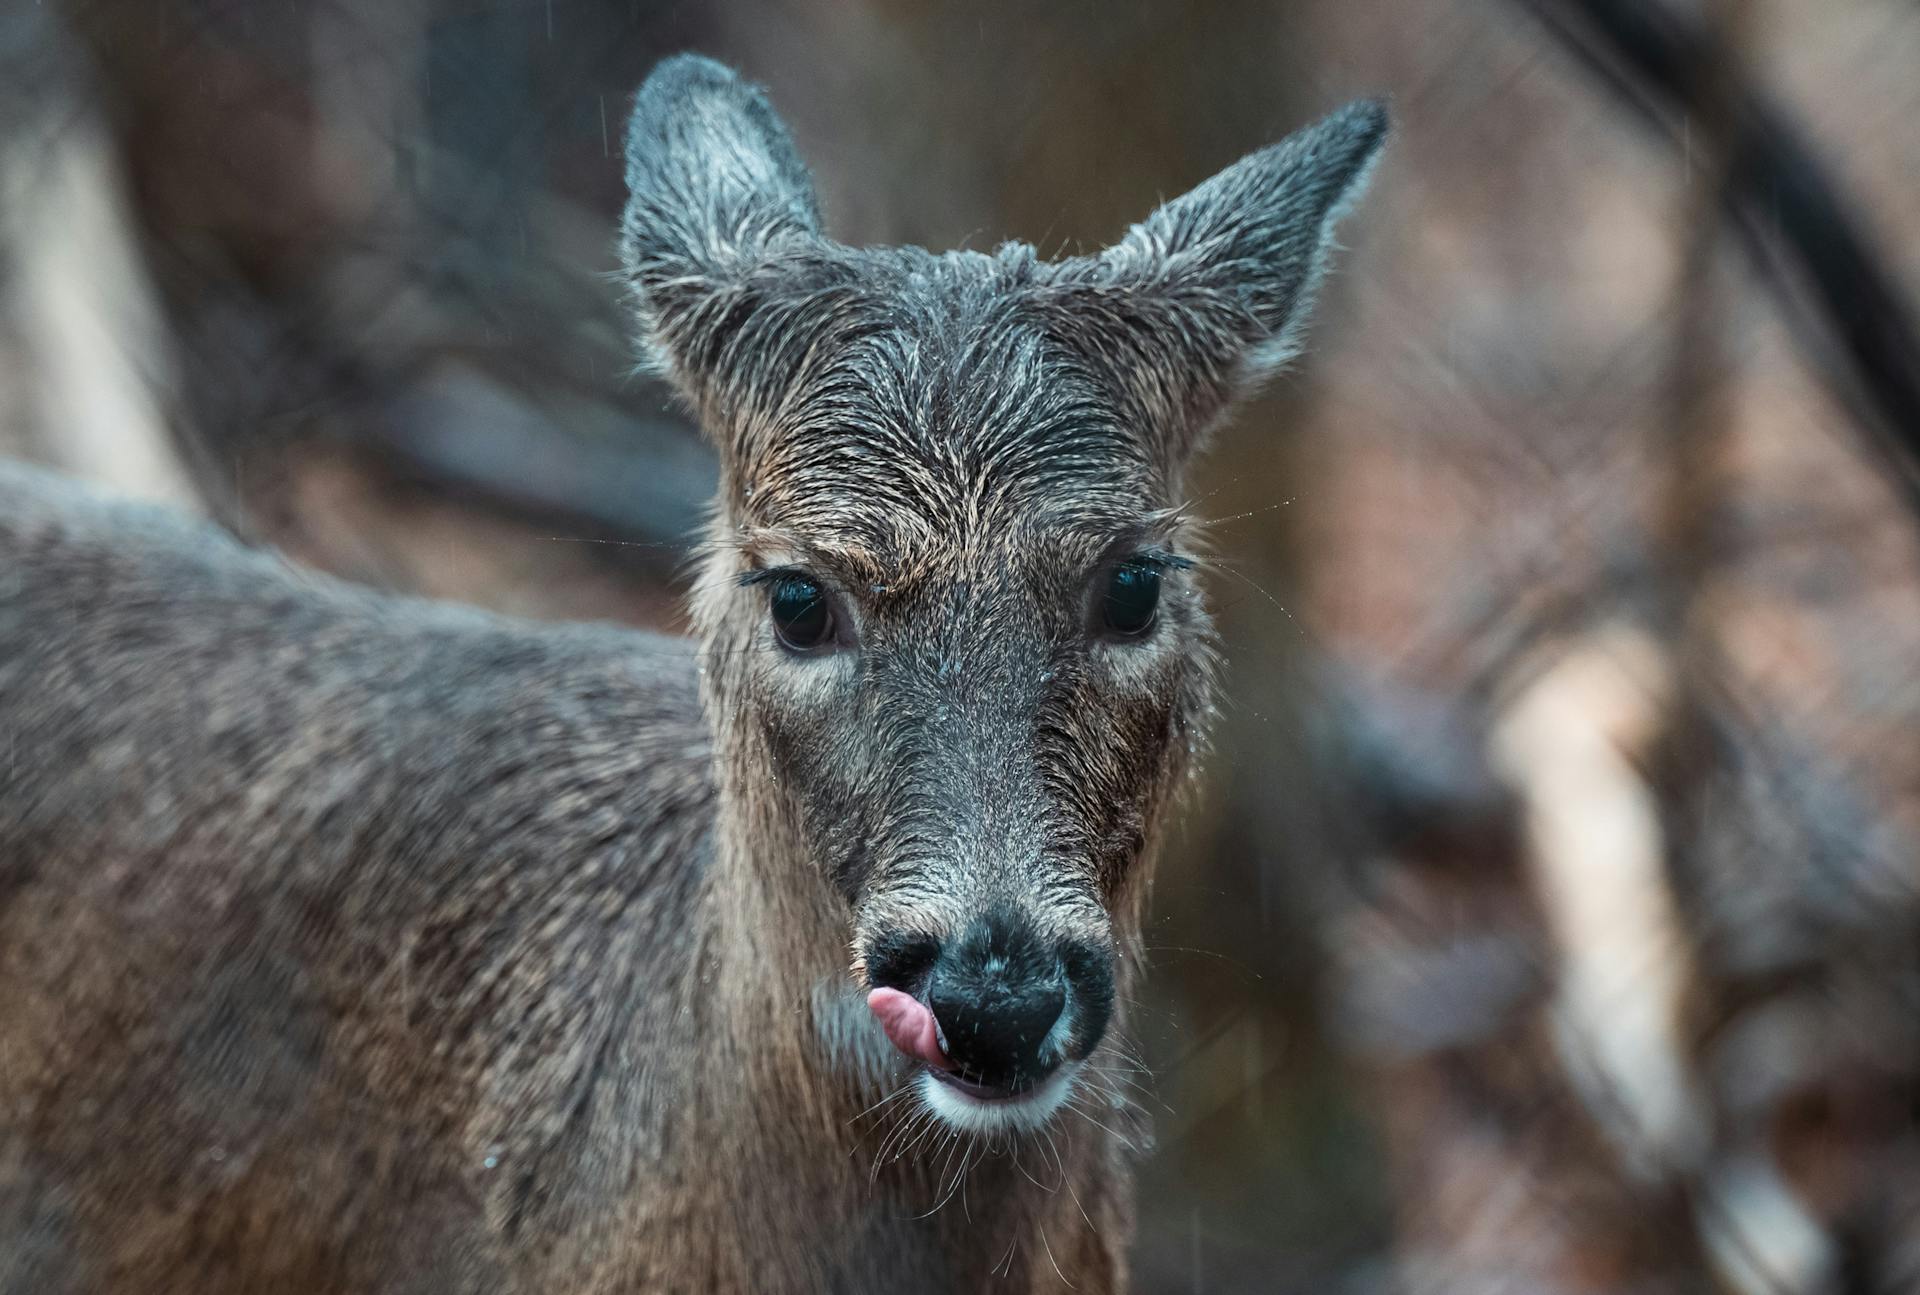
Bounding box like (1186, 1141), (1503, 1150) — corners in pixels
(866, 987), (1077, 1131)
(916, 1057), (1078, 1133)
(926, 1068), (1021, 1101)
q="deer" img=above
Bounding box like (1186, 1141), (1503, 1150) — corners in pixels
(0, 54), (1384, 1294)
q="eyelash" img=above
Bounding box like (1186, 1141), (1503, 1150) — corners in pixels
(738, 551), (1190, 588)
(1124, 547), (1193, 575)
(736, 566), (808, 589)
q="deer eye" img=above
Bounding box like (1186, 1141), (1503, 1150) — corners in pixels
(1102, 559), (1162, 638)
(769, 573), (835, 652)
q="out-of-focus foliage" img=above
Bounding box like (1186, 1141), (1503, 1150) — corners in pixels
(5, 1), (1919, 1289)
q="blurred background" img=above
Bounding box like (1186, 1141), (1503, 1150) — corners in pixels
(5, 0), (1919, 1289)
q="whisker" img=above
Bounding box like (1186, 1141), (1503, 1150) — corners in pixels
(1037, 1221), (1078, 1290)
(1086, 1059), (1155, 1090)
(871, 1103), (935, 1184)
(894, 1109), (942, 1168)
(916, 1132), (975, 1219)
(1064, 1097), (1140, 1155)
(540, 535), (691, 551)
(1188, 555), (1312, 626)
(1058, 1153), (1100, 1236)
(1038, 1124), (1066, 1183)
(847, 1079), (916, 1126)
(1012, 1140), (1055, 1194)
(1201, 497), (1298, 526)
(993, 1229), (1020, 1277)
(1084, 1066), (1167, 1117)
(961, 1138), (980, 1223)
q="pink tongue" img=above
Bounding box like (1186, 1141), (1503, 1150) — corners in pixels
(867, 987), (950, 1069)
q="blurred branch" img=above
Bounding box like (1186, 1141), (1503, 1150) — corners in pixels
(0, 0), (198, 506)
(1518, 0), (1920, 528)
(368, 363), (714, 552)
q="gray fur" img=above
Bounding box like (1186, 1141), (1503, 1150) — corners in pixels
(0, 54), (1386, 1293)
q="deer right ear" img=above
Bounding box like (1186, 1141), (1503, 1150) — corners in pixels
(1048, 100), (1388, 462)
(619, 55), (822, 402)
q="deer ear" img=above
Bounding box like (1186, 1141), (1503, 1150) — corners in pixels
(620, 55), (822, 397)
(1053, 100), (1388, 457)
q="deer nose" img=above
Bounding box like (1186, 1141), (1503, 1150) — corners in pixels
(923, 910), (1069, 1094)
(927, 973), (1065, 1094)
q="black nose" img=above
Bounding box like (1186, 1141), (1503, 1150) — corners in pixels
(926, 912), (1068, 1094)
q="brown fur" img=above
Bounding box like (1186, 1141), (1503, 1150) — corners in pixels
(0, 465), (1131, 1292)
(0, 57), (1385, 1294)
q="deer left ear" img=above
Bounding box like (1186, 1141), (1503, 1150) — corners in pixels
(620, 55), (823, 405)
(1050, 99), (1388, 457)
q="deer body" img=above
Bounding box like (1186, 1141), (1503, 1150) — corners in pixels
(0, 463), (1133, 1293)
(0, 56), (1382, 1294)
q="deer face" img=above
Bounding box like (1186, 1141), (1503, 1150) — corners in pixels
(683, 262), (1217, 1131)
(620, 56), (1385, 1134)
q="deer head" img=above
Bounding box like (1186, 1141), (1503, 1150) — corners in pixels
(620, 54), (1385, 1134)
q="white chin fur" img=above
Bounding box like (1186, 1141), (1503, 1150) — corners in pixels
(916, 1061), (1080, 1136)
